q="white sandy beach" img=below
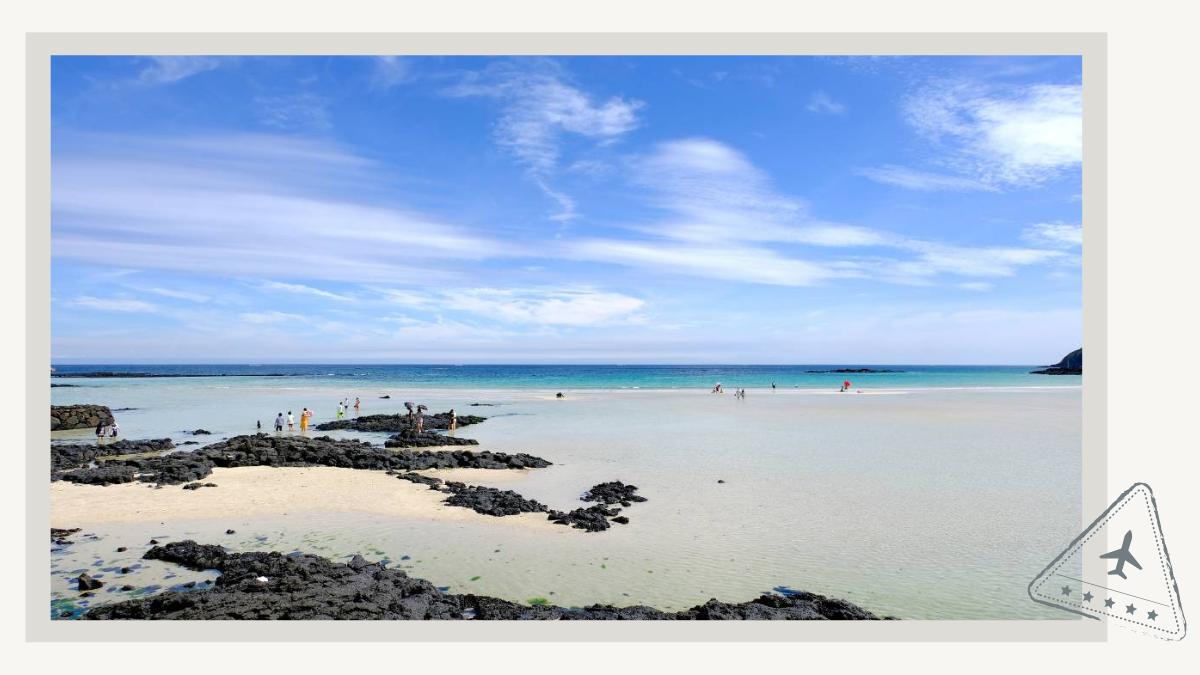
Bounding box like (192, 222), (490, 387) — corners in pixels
(51, 465), (554, 529)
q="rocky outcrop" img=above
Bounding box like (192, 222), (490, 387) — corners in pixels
(51, 405), (113, 431)
(315, 412), (485, 433)
(548, 505), (620, 532)
(51, 438), (175, 474)
(442, 483), (549, 517)
(52, 434), (550, 486)
(581, 481), (647, 506)
(82, 541), (880, 621)
(384, 431), (479, 448)
(1031, 348), (1082, 375)
(543, 481), (649, 531)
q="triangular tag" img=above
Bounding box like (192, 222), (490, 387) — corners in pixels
(1029, 483), (1186, 639)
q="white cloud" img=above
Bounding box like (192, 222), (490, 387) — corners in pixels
(260, 280), (354, 302)
(72, 296), (157, 313)
(806, 91), (846, 115)
(1022, 222), (1082, 248)
(856, 165), (996, 192)
(138, 57), (223, 85)
(903, 80), (1082, 187)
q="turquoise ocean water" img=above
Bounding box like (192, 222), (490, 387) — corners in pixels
(50, 363), (1078, 391)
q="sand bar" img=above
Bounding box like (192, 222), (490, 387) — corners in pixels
(51, 465), (556, 530)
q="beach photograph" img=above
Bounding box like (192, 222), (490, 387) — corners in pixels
(46, 52), (1083, 623)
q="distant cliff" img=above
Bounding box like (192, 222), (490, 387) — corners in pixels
(1030, 348), (1082, 375)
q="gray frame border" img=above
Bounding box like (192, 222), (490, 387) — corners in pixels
(26, 32), (1106, 642)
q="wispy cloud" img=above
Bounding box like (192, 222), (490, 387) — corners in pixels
(856, 165), (996, 192)
(239, 310), (307, 325)
(445, 288), (644, 326)
(52, 133), (518, 285)
(253, 93), (332, 131)
(1022, 222), (1082, 248)
(137, 57), (224, 85)
(370, 56), (414, 90)
(567, 137), (1064, 286)
(805, 91), (846, 115)
(144, 287), (210, 303)
(444, 61), (642, 220)
(260, 280), (354, 302)
(71, 296), (158, 313)
(379, 286), (644, 327)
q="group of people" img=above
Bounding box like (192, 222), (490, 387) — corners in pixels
(711, 382), (748, 398)
(94, 419), (120, 442)
(257, 397), (365, 434)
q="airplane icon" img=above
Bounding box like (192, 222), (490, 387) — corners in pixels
(1100, 530), (1142, 579)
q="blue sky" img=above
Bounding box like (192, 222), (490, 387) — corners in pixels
(50, 55), (1082, 364)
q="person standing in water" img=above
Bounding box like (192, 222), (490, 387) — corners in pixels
(354, 397), (361, 413)
(274, 412), (284, 432)
(415, 404), (427, 434)
(256, 420), (261, 432)
(336, 402), (345, 419)
(286, 411), (295, 431)
(109, 420), (120, 439)
(95, 421), (105, 444)
(448, 408), (458, 433)
(299, 407), (309, 432)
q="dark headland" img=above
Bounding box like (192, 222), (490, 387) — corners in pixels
(1030, 348), (1082, 375)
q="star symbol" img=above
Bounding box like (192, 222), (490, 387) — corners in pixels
(1126, 603), (1137, 615)
(1104, 597), (1115, 608)
(1061, 585), (1072, 596)
(1082, 591), (1094, 602)
(1147, 610), (1158, 621)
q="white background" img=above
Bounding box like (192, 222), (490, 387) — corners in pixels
(4, 0), (1198, 671)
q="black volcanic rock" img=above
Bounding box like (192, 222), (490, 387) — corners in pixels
(51, 438), (175, 474)
(581, 481), (647, 505)
(53, 434), (550, 486)
(442, 484), (549, 517)
(51, 527), (81, 543)
(1031, 348), (1082, 375)
(547, 505), (618, 532)
(314, 411), (485, 432)
(190, 429), (213, 435)
(51, 404), (114, 431)
(77, 572), (103, 591)
(81, 541), (880, 621)
(383, 431), (479, 448)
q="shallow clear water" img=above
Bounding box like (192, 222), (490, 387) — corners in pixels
(50, 373), (1082, 620)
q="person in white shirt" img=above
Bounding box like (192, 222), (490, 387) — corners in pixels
(286, 411), (295, 431)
